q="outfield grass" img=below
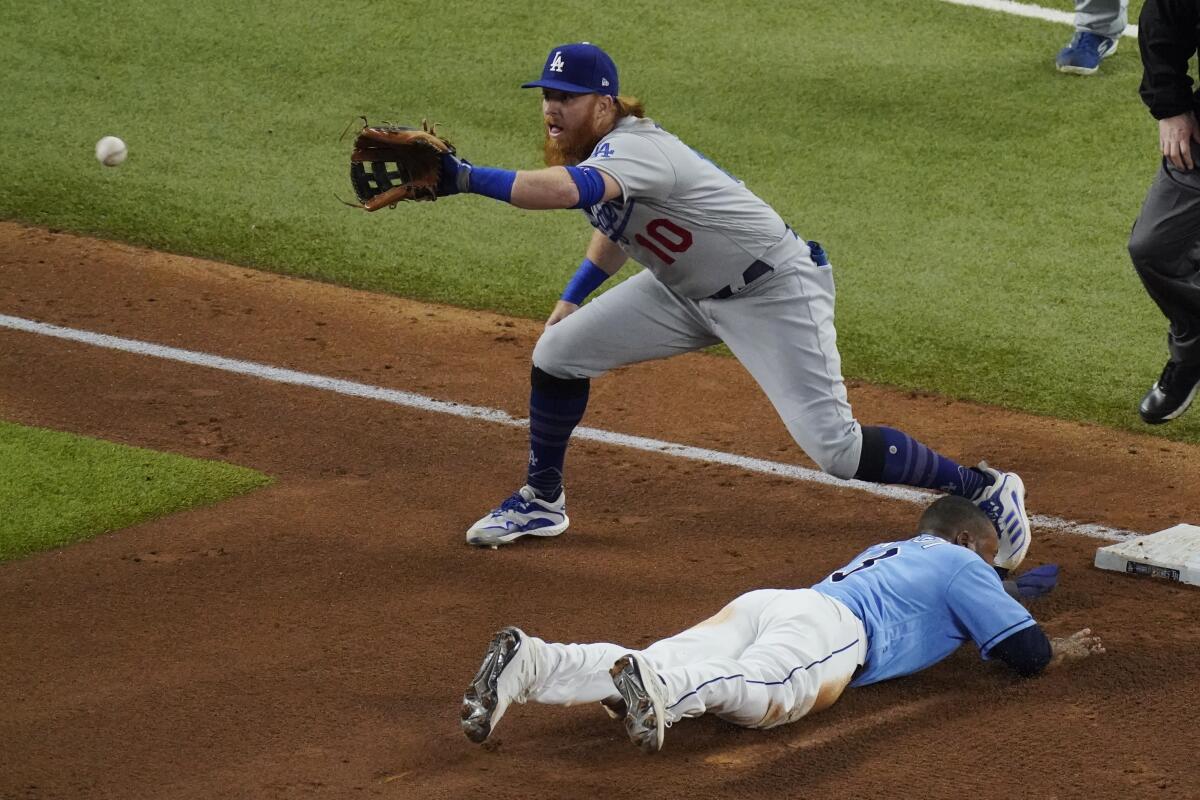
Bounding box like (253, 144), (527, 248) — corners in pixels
(0, 421), (270, 562)
(0, 1), (1195, 441)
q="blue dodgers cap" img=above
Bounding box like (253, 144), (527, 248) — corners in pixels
(521, 42), (619, 96)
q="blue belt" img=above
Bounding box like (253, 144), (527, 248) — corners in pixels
(709, 260), (773, 299)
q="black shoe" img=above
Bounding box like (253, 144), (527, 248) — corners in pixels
(1139, 360), (1200, 424)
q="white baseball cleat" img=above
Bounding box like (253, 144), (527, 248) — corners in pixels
(610, 654), (669, 754)
(465, 486), (569, 547)
(973, 463), (1032, 573)
(461, 627), (539, 744)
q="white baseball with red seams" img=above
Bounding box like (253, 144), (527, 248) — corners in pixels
(95, 136), (127, 167)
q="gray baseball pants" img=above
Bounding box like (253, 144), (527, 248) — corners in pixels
(533, 258), (863, 479)
(1074, 0), (1127, 38)
(1128, 159), (1200, 365)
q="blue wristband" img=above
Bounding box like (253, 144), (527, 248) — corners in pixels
(562, 259), (610, 305)
(807, 240), (829, 267)
(565, 166), (607, 209)
(468, 166), (517, 203)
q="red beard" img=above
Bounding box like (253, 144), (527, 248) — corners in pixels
(542, 113), (605, 167)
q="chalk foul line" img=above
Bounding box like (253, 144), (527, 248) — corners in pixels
(934, 0), (1139, 38)
(0, 313), (1139, 542)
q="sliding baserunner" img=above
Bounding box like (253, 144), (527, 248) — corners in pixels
(460, 497), (1098, 753)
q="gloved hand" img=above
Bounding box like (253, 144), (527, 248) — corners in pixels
(1009, 564), (1059, 600)
(437, 151), (473, 197)
(348, 120), (455, 210)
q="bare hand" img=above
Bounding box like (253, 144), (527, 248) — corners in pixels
(1160, 112), (1200, 171)
(545, 300), (580, 328)
(1048, 628), (1105, 668)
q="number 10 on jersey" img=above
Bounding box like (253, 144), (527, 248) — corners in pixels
(636, 218), (693, 265)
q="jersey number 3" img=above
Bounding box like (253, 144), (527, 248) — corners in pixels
(635, 218), (693, 265)
(830, 547), (900, 582)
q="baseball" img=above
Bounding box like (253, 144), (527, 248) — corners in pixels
(95, 136), (127, 167)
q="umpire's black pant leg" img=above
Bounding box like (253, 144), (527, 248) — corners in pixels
(1128, 160), (1200, 364)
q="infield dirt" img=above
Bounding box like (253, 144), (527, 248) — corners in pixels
(1, 222), (1198, 799)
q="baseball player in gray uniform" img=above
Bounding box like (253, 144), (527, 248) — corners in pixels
(435, 42), (1032, 573)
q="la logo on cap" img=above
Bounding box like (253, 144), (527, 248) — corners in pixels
(521, 42), (619, 96)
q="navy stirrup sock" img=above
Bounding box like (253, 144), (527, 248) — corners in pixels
(527, 366), (590, 499)
(854, 426), (992, 498)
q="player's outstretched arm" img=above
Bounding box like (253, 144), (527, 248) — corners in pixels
(512, 167), (622, 210)
(990, 625), (1104, 678)
(440, 152), (622, 210)
(1047, 628), (1105, 669)
(546, 232), (628, 327)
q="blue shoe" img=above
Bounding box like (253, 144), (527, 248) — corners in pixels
(1056, 32), (1118, 75)
(465, 485), (569, 546)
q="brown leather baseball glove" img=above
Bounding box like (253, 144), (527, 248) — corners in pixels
(349, 120), (454, 210)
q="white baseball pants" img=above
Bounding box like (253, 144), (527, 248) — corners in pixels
(523, 588), (867, 729)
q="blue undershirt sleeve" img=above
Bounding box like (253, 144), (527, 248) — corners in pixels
(988, 624), (1052, 677)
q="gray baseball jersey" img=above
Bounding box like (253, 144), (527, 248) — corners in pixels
(578, 116), (804, 299)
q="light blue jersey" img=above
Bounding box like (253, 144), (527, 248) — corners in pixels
(813, 535), (1035, 687)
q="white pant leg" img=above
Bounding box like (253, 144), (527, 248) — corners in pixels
(703, 261), (862, 479)
(655, 590), (866, 729)
(524, 591), (777, 706)
(526, 639), (632, 705)
(533, 269), (720, 379)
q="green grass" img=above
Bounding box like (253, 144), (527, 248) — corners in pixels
(0, 1), (1195, 440)
(0, 421), (271, 561)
